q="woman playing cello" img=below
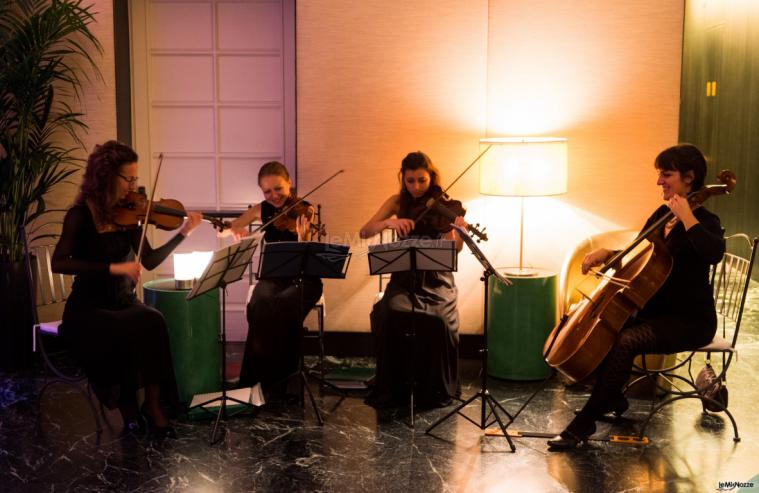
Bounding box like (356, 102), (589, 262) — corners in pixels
(548, 144), (725, 449)
(360, 151), (467, 409)
(219, 161), (321, 396)
(52, 141), (202, 438)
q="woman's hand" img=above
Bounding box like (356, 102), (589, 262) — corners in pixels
(453, 216), (468, 229)
(581, 248), (612, 275)
(667, 194), (698, 230)
(180, 211), (203, 237)
(296, 213), (312, 241)
(110, 261), (141, 283)
(385, 218), (415, 237)
(218, 225), (247, 241)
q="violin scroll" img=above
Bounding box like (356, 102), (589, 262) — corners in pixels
(424, 197), (489, 242)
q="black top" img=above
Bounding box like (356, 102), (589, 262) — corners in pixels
(637, 204), (725, 349)
(52, 204), (185, 309)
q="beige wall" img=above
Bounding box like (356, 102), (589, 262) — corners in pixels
(45, 0), (117, 218)
(297, 0), (684, 334)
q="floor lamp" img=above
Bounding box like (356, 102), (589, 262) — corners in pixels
(479, 137), (568, 276)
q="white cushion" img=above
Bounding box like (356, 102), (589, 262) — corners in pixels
(33, 320), (62, 352)
(39, 320), (61, 336)
(697, 336), (734, 353)
(374, 291), (385, 304)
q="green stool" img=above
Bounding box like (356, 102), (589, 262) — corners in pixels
(487, 269), (557, 380)
(143, 279), (221, 404)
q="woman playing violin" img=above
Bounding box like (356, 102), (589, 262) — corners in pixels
(219, 161), (322, 396)
(52, 141), (202, 438)
(360, 151), (467, 408)
(548, 143), (725, 450)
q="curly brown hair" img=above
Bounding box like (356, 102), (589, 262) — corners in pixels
(75, 141), (138, 225)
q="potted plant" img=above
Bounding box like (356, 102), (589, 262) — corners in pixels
(0, 0), (101, 370)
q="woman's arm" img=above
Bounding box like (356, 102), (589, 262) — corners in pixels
(52, 207), (109, 275)
(133, 212), (202, 271)
(360, 194), (414, 238)
(686, 211), (725, 265)
(219, 203), (262, 240)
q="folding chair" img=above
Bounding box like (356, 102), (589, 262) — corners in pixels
(29, 243), (106, 434)
(627, 233), (758, 442)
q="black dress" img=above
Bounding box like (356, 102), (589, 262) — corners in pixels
(52, 204), (184, 410)
(367, 193), (461, 408)
(635, 205), (725, 351)
(238, 200), (323, 390)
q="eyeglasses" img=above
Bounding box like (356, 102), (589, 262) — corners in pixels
(118, 173), (139, 184)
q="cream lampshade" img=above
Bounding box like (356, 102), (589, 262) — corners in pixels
(173, 251), (213, 289)
(479, 137), (568, 276)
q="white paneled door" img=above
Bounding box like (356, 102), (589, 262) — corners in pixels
(130, 0), (295, 340)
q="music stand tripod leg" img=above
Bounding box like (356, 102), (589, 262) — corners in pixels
(425, 270), (516, 451)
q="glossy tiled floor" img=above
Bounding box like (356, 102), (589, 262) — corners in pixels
(2, 283), (759, 492)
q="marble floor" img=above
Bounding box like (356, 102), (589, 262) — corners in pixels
(3, 284), (759, 492)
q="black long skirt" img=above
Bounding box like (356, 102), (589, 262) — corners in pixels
(238, 277), (323, 390)
(367, 270), (460, 408)
(61, 300), (179, 410)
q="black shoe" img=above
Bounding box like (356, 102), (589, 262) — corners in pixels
(141, 403), (178, 439)
(547, 430), (589, 450)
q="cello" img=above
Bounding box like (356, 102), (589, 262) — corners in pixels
(543, 170), (736, 383)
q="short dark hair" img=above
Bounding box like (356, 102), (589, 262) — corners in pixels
(654, 143), (707, 191)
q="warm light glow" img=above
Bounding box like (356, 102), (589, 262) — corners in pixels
(173, 251), (213, 281)
(479, 137), (568, 196)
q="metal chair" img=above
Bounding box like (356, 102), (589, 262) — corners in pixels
(28, 243), (106, 434)
(627, 233), (758, 442)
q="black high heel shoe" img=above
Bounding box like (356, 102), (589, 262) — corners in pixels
(547, 430), (589, 450)
(141, 403), (177, 439)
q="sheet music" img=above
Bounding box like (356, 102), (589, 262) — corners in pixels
(450, 224), (512, 286)
(187, 233), (263, 300)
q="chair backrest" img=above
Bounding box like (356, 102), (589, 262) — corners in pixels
(31, 243), (72, 307)
(711, 233), (758, 348)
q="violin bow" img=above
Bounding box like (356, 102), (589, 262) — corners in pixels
(135, 152), (165, 266)
(253, 169), (345, 235)
(411, 144), (492, 226)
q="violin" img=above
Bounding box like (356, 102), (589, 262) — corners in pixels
(408, 189), (488, 242)
(113, 190), (226, 232)
(271, 196), (327, 238)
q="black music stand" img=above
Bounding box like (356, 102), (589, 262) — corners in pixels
(425, 224), (518, 451)
(187, 234), (262, 445)
(368, 238), (457, 428)
(257, 240), (351, 425)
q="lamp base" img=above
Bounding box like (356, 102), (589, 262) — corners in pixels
(502, 267), (539, 277)
(175, 279), (193, 290)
